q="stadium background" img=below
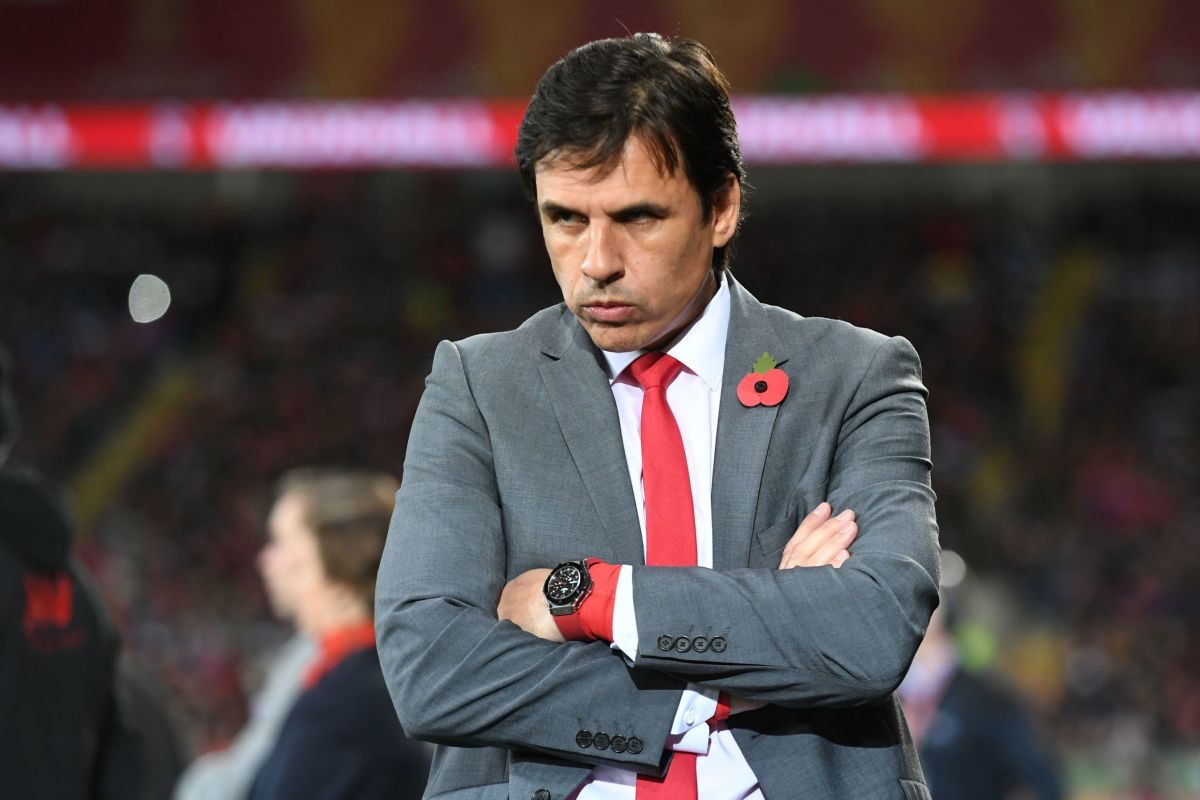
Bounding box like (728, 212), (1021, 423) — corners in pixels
(2, 1), (1198, 796)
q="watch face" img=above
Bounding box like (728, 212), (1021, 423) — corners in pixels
(546, 565), (583, 602)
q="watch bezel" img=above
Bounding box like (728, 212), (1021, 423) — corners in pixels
(543, 559), (594, 617)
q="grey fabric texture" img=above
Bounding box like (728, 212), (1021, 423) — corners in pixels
(376, 275), (940, 800)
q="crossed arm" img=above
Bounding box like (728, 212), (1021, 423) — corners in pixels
(496, 501), (862, 643)
(375, 335), (939, 769)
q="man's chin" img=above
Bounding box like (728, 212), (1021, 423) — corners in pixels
(579, 319), (646, 353)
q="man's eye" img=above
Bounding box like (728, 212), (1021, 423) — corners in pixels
(621, 210), (659, 224)
(553, 212), (584, 226)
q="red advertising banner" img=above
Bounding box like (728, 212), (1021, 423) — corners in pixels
(2, 93), (1199, 170)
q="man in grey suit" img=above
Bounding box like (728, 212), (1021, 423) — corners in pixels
(376, 33), (940, 800)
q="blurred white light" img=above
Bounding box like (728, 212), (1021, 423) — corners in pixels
(128, 274), (171, 323)
(939, 549), (966, 589)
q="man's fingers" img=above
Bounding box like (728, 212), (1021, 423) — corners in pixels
(778, 502), (832, 566)
(831, 549), (850, 569)
(784, 506), (852, 561)
(496, 579), (520, 622)
(788, 502), (832, 544)
(780, 506), (829, 566)
(779, 505), (857, 569)
(810, 521), (857, 567)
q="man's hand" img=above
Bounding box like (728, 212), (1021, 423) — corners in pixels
(778, 502), (857, 569)
(497, 568), (566, 642)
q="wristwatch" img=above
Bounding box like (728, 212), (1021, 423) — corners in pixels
(543, 559), (595, 617)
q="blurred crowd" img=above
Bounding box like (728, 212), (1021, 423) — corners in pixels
(737, 182), (1200, 789)
(1, 168), (1197, 793)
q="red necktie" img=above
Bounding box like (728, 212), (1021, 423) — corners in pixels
(629, 353), (697, 569)
(628, 352), (699, 798)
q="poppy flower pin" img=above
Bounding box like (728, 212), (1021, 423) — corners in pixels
(737, 352), (789, 408)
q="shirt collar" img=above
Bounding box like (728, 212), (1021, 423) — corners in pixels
(600, 273), (730, 391)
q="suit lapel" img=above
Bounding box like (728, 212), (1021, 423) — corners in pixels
(711, 276), (789, 571)
(538, 309), (646, 566)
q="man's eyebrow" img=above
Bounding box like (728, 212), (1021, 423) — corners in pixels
(538, 200), (671, 220)
(610, 202), (670, 221)
(539, 201), (582, 218)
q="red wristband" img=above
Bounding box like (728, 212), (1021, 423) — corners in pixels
(551, 559), (621, 642)
(552, 607), (588, 641)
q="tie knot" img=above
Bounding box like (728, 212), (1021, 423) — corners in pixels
(628, 352), (684, 391)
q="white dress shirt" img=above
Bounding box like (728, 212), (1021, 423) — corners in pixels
(572, 276), (764, 800)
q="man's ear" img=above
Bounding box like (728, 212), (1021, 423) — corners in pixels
(710, 175), (741, 248)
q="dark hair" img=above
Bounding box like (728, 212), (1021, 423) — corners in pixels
(515, 33), (747, 273)
(275, 467), (398, 614)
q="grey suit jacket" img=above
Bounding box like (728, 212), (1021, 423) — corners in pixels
(376, 275), (940, 800)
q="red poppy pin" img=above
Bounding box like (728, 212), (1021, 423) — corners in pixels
(737, 352), (789, 408)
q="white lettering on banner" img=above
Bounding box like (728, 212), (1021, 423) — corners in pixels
(206, 103), (499, 168)
(733, 97), (923, 162)
(1060, 93), (1200, 158)
(149, 106), (195, 168)
(0, 106), (72, 168)
(997, 96), (1047, 159)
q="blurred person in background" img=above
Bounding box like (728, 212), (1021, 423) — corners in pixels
(899, 598), (1062, 800)
(117, 652), (191, 799)
(248, 467), (429, 800)
(0, 342), (147, 799)
(173, 490), (319, 800)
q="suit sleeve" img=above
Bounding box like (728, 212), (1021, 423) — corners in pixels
(628, 335), (940, 708)
(375, 340), (684, 773)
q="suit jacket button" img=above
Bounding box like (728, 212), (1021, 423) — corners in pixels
(592, 732), (611, 750)
(710, 636), (727, 653)
(610, 735), (627, 753)
(674, 636), (691, 653)
(657, 635), (675, 652)
(576, 730), (592, 749)
(627, 736), (643, 754)
(692, 636), (709, 652)
(532, 791), (551, 800)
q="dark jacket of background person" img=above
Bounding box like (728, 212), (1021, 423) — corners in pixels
(917, 668), (1063, 800)
(120, 653), (192, 799)
(249, 646), (428, 800)
(0, 468), (146, 799)
(174, 634), (316, 800)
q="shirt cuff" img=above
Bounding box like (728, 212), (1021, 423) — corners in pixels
(666, 685), (719, 754)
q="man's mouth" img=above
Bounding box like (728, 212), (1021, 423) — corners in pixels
(582, 302), (635, 323)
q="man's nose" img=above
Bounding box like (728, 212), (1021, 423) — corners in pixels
(580, 222), (623, 284)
